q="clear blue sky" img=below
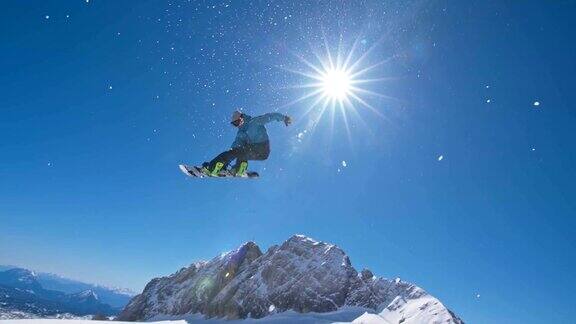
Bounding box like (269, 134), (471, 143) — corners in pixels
(1, 1), (575, 323)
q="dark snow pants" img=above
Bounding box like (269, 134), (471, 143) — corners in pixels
(208, 141), (270, 170)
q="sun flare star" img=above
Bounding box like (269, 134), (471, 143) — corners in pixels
(281, 36), (392, 139)
(321, 68), (352, 101)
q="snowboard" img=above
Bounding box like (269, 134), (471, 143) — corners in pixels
(178, 164), (259, 179)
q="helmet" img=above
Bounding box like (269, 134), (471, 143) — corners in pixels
(231, 110), (243, 123)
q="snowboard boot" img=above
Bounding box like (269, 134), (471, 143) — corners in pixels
(202, 161), (225, 176)
(233, 161), (248, 176)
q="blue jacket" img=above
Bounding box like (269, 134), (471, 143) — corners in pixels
(232, 113), (286, 148)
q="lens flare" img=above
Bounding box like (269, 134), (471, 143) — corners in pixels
(321, 68), (351, 101)
(280, 34), (396, 141)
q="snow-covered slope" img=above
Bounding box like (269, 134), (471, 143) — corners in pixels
(0, 307), (395, 324)
(345, 295), (462, 323)
(118, 235), (463, 323)
(0, 311), (91, 321)
(0, 321), (184, 324)
(0, 308), (362, 323)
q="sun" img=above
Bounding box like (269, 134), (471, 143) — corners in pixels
(321, 68), (352, 101)
(280, 35), (392, 139)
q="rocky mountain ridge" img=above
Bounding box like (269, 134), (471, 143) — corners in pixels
(118, 235), (463, 323)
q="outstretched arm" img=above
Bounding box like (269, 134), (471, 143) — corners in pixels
(252, 113), (291, 126)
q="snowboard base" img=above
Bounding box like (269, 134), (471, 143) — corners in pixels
(178, 164), (259, 179)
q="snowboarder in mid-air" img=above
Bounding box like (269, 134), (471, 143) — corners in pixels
(179, 110), (292, 178)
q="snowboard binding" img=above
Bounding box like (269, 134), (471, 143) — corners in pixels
(185, 161), (257, 178)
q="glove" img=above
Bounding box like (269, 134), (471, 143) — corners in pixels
(284, 115), (292, 126)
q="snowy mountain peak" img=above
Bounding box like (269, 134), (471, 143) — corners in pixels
(6, 268), (37, 279)
(74, 289), (99, 301)
(0, 268), (42, 291)
(118, 235), (463, 323)
(288, 233), (317, 243)
(284, 234), (335, 250)
(230, 241), (262, 262)
(279, 234), (351, 268)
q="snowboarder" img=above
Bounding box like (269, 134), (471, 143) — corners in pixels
(200, 110), (292, 176)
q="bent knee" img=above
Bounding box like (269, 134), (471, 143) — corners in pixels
(260, 150), (270, 160)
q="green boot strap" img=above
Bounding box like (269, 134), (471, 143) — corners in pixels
(236, 161), (248, 176)
(211, 162), (224, 176)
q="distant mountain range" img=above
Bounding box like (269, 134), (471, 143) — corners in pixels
(34, 272), (135, 308)
(118, 235), (463, 323)
(0, 265), (135, 319)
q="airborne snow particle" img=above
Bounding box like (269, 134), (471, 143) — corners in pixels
(342, 160), (347, 167)
(297, 132), (304, 142)
(476, 294), (481, 298)
(531, 148), (536, 151)
(438, 155), (444, 161)
(225, 272), (229, 278)
(47, 162), (52, 167)
(533, 101), (540, 107)
(45, 15), (50, 19)
(486, 99), (491, 103)
(269, 304), (276, 312)
(108, 85), (113, 90)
